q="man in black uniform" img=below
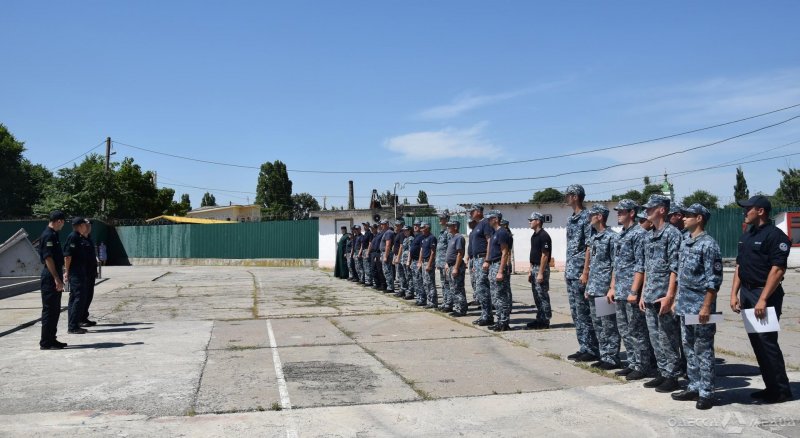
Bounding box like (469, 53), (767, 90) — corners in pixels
(80, 219), (98, 327)
(731, 195), (793, 403)
(38, 211), (67, 349)
(64, 217), (91, 335)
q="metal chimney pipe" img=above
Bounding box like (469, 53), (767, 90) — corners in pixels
(348, 180), (355, 210)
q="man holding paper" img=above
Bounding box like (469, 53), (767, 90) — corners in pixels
(731, 195), (793, 404)
(585, 204), (621, 370)
(671, 204), (723, 410)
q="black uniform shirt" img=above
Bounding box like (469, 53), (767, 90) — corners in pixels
(469, 219), (494, 257)
(488, 227), (511, 263)
(382, 229), (395, 253)
(410, 233), (424, 259)
(393, 230), (405, 255)
(736, 221), (791, 287)
(420, 234), (436, 260)
(63, 231), (88, 275)
(38, 226), (64, 270)
(530, 229), (552, 265)
(84, 235), (98, 277)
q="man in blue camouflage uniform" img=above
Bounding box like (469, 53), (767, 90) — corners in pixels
(436, 212), (452, 312)
(610, 200), (655, 380)
(564, 184), (599, 362)
(487, 210), (513, 331)
(586, 204), (621, 369)
(526, 212), (553, 330)
(352, 225), (364, 283)
(399, 226), (413, 298)
(410, 220), (426, 305)
(445, 219), (468, 316)
(470, 204), (496, 326)
(669, 202), (690, 241)
(360, 222), (373, 286)
(391, 220), (406, 295)
(381, 219), (397, 293)
(467, 219), (478, 305)
(671, 203), (723, 410)
(418, 222), (438, 308)
(640, 194), (684, 393)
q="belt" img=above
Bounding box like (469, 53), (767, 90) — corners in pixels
(474, 253), (486, 258)
(740, 281), (764, 290)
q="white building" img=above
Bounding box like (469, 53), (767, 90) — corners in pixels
(773, 211), (800, 267)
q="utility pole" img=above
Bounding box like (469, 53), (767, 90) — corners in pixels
(101, 137), (112, 214)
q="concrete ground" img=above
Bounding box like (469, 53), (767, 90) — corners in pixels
(0, 266), (799, 437)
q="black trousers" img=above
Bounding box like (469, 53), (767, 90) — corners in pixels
(740, 285), (792, 397)
(40, 270), (63, 347)
(82, 275), (96, 321)
(67, 274), (87, 330)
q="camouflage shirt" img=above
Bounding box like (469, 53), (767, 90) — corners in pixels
(565, 209), (593, 280)
(436, 228), (450, 268)
(613, 224), (646, 300)
(587, 228), (618, 297)
(401, 236), (413, 263)
(675, 232), (723, 315)
(643, 223), (682, 303)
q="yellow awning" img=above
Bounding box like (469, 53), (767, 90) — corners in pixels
(145, 215), (234, 224)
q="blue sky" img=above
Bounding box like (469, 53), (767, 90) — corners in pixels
(3, 1), (800, 212)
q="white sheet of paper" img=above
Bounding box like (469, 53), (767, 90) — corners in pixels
(742, 307), (780, 333)
(594, 297), (616, 317)
(684, 313), (724, 325)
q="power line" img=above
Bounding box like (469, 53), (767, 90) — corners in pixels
(49, 140), (106, 171)
(402, 114), (800, 185)
(110, 102), (800, 174)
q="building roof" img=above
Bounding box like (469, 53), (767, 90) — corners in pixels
(146, 215), (234, 224)
(187, 204), (260, 214)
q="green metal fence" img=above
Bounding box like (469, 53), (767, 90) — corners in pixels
(114, 220), (319, 260)
(0, 219), (111, 249)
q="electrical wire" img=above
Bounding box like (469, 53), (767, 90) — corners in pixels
(48, 140), (106, 171)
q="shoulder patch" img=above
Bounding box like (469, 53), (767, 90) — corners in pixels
(779, 242), (789, 252)
(713, 261), (723, 273)
(46, 241), (54, 247)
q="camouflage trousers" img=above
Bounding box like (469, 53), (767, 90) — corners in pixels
(355, 257), (365, 282)
(644, 303), (682, 378)
(615, 300), (655, 373)
(382, 260), (395, 291)
(472, 256), (492, 321)
(681, 317), (716, 398)
(411, 264), (425, 304)
(448, 263), (468, 313)
(489, 262), (512, 324)
(588, 297), (621, 365)
(421, 260), (438, 305)
(438, 266), (452, 307)
(363, 257), (374, 285)
(530, 265), (552, 322)
(468, 259), (477, 302)
(397, 263), (408, 292)
(566, 279), (599, 356)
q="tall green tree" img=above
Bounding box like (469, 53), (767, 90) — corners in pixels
(682, 190), (719, 209)
(733, 166), (749, 201)
(774, 167), (800, 207)
(33, 154), (109, 218)
(291, 192), (321, 220)
(256, 160), (293, 219)
(201, 192), (217, 207)
(530, 187), (564, 203)
(611, 189), (644, 205)
(417, 190), (429, 204)
(0, 124), (53, 218)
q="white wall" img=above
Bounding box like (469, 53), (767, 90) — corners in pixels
(318, 214), (375, 268)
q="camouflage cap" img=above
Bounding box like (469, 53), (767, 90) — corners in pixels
(589, 204), (610, 219)
(353, 224), (361, 230)
(564, 184), (585, 197)
(485, 210), (503, 220)
(636, 210), (649, 221)
(420, 221), (431, 228)
(469, 203), (484, 212)
(379, 219), (389, 225)
(394, 219), (404, 226)
(643, 194), (671, 210)
(500, 219), (509, 226)
(528, 212), (544, 222)
(614, 199), (638, 211)
(362, 221), (370, 226)
(402, 225), (411, 231)
(438, 210), (450, 219)
(446, 220), (460, 227)
(681, 203), (711, 222)
(668, 202), (684, 216)
(413, 220), (422, 226)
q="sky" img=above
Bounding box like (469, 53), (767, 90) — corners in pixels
(3, 1), (800, 213)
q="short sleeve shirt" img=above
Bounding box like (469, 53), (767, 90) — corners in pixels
(736, 222), (791, 287)
(421, 234), (437, 260)
(469, 218), (494, 257)
(565, 209), (593, 280)
(38, 226), (64, 270)
(446, 233), (466, 266)
(530, 229), (552, 266)
(488, 227), (511, 263)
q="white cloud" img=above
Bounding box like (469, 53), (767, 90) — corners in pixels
(417, 80), (569, 120)
(384, 122), (501, 161)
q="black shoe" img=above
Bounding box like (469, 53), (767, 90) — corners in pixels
(655, 377), (680, 393)
(449, 311), (467, 317)
(394, 292), (404, 297)
(762, 392), (793, 404)
(671, 390), (699, 401)
(68, 328), (88, 334)
(644, 377), (666, 388)
(750, 389), (773, 400)
(567, 351), (583, 360)
(415, 302), (427, 306)
(575, 353), (598, 362)
(40, 344), (64, 350)
(472, 318), (482, 325)
(696, 397), (714, 410)
(491, 323), (510, 332)
(424, 304), (436, 309)
(590, 361), (604, 368)
(468, 301), (478, 306)
(525, 321), (550, 330)
(80, 320), (97, 327)
(404, 295), (415, 300)
(615, 368), (634, 376)
(626, 370), (648, 381)
(439, 306), (453, 313)
(477, 319), (495, 327)
(598, 362), (620, 370)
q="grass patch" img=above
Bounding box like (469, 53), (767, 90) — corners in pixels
(716, 347), (755, 361)
(509, 339), (530, 348)
(111, 299), (133, 313)
(269, 402), (282, 411)
(226, 345), (261, 351)
(542, 352), (561, 360)
(328, 319), (355, 338)
(249, 272), (260, 318)
(185, 407), (197, 417)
